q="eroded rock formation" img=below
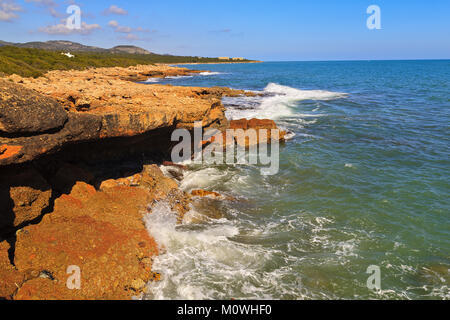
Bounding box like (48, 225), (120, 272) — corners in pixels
(1, 67), (240, 165)
(0, 65), (286, 300)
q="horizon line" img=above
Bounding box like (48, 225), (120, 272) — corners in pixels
(251, 58), (450, 63)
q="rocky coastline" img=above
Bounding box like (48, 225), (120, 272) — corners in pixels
(0, 64), (285, 300)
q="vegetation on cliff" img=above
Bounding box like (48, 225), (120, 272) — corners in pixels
(0, 46), (252, 78)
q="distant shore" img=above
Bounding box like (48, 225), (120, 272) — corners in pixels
(168, 61), (263, 65)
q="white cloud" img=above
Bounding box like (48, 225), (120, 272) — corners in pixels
(108, 20), (132, 33)
(25, 0), (65, 18)
(108, 20), (119, 28)
(103, 5), (127, 16)
(107, 20), (151, 36)
(25, 0), (55, 6)
(115, 25), (132, 33)
(121, 33), (139, 41)
(39, 21), (101, 35)
(0, 0), (22, 21)
(107, 20), (155, 41)
(49, 6), (63, 18)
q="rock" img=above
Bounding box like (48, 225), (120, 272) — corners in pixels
(228, 118), (286, 147)
(0, 241), (25, 299)
(141, 164), (179, 198)
(0, 80), (68, 135)
(67, 182), (97, 203)
(14, 278), (66, 300)
(162, 161), (187, 171)
(98, 179), (122, 191)
(0, 65), (243, 166)
(0, 111), (103, 166)
(13, 182), (159, 300)
(97, 165), (179, 198)
(130, 278), (146, 291)
(184, 197), (227, 224)
(167, 169), (184, 181)
(191, 189), (222, 198)
(0, 166), (52, 231)
(0, 144), (23, 162)
(98, 174), (142, 191)
(191, 189), (236, 202)
(0, 65), (286, 300)
(204, 118), (287, 150)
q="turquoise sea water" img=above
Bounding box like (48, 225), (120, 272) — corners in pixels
(145, 61), (449, 300)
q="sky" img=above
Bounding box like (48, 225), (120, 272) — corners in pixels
(0, 0), (449, 61)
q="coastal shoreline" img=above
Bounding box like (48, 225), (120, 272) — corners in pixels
(166, 61), (263, 65)
(0, 64), (283, 300)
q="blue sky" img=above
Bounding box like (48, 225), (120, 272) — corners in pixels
(0, 0), (449, 61)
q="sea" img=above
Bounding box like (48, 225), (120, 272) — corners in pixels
(143, 60), (449, 300)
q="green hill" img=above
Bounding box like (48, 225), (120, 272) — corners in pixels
(0, 46), (251, 78)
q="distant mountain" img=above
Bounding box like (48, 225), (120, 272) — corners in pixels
(110, 45), (152, 55)
(0, 40), (153, 55)
(0, 40), (13, 47)
(16, 40), (108, 52)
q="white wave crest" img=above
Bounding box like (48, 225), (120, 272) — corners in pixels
(199, 71), (224, 76)
(264, 83), (347, 101)
(165, 75), (194, 79)
(144, 201), (271, 300)
(226, 83), (346, 120)
(144, 78), (160, 83)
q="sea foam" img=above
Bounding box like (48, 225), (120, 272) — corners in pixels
(199, 71), (224, 76)
(225, 83), (347, 120)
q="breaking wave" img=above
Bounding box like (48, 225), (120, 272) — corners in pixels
(199, 71), (224, 76)
(225, 83), (346, 120)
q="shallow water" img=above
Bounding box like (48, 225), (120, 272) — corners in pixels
(145, 61), (449, 300)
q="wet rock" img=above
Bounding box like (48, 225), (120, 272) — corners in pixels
(191, 189), (222, 198)
(167, 168), (184, 181)
(191, 189), (236, 202)
(141, 164), (179, 197)
(228, 118), (286, 147)
(162, 161), (187, 171)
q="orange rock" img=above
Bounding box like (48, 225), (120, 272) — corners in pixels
(13, 183), (159, 300)
(141, 164), (179, 198)
(8, 163), (192, 300)
(0, 241), (25, 299)
(0, 144), (23, 160)
(0, 166), (52, 230)
(15, 278), (71, 301)
(191, 189), (222, 198)
(248, 118), (278, 130)
(1, 65), (243, 166)
(99, 174), (142, 191)
(228, 118), (286, 147)
(162, 161), (187, 171)
(229, 119), (249, 130)
(191, 189), (236, 202)
(68, 182), (97, 203)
